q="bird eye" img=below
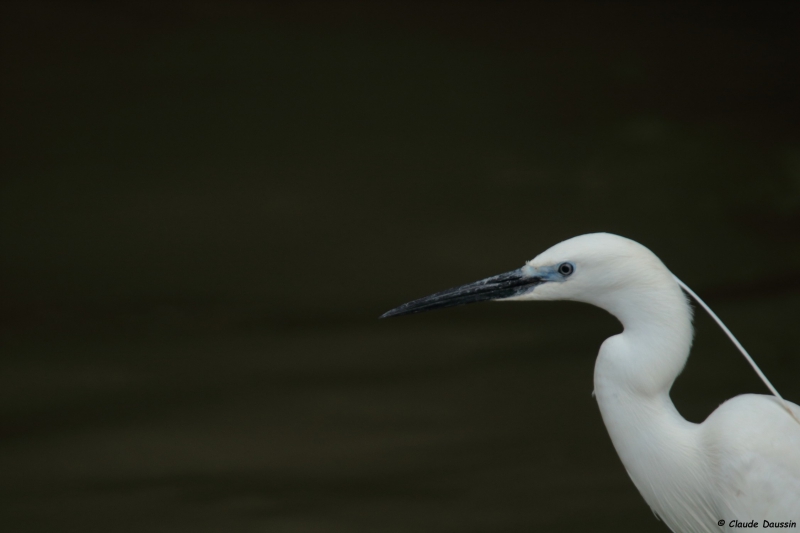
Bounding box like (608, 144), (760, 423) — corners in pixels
(557, 262), (574, 276)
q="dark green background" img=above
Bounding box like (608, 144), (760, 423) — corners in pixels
(2, 2), (799, 531)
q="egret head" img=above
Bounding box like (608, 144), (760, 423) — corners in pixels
(381, 233), (674, 318)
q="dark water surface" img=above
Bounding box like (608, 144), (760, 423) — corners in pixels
(2, 3), (800, 532)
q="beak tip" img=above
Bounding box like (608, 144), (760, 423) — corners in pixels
(379, 308), (400, 319)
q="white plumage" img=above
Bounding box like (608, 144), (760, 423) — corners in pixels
(383, 233), (800, 531)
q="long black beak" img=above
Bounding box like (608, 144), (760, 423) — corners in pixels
(380, 267), (543, 319)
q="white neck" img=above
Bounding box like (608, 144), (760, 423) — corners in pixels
(595, 282), (693, 395)
(592, 280), (717, 528)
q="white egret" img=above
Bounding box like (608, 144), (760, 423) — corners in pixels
(382, 233), (800, 532)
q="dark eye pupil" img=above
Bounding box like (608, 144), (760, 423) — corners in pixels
(559, 263), (573, 275)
